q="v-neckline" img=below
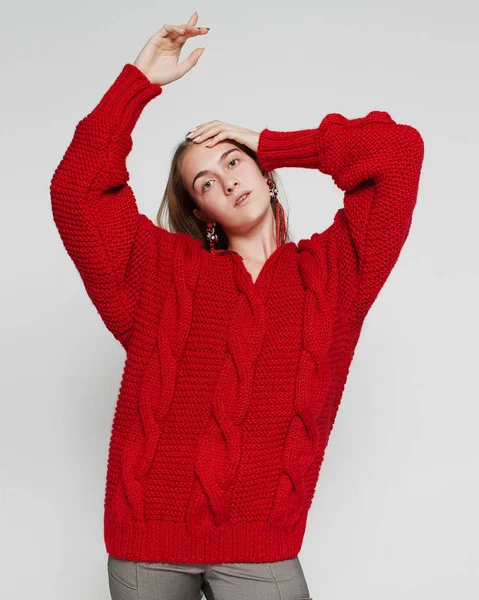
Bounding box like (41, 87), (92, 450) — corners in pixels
(225, 241), (296, 291)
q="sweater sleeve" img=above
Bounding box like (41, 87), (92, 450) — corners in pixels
(257, 110), (425, 329)
(50, 63), (176, 350)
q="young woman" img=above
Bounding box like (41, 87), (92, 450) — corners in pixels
(50, 11), (424, 600)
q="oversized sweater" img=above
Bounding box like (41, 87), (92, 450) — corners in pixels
(50, 63), (424, 564)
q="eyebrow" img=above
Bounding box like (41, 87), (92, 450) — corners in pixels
(192, 148), (240, 191)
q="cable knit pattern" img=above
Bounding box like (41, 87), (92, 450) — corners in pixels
(186, 245), (283, 528)
(50, 63), (424, 564)
(268, 237), (333, 527)
(120, 235), (202, 522)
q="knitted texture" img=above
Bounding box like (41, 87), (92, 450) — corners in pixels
(50, 63), (424, 564)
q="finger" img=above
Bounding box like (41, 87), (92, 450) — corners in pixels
(171, 26), (186, 38)
(189, 121), (222, 135)
(157, 24), (185, 39)
(204, 136), (218, 147)
(181, 24), (209, 36)
(196, 128), (230, 144)
(158, 23), (207, 41)
(187, 123), (224, 140)
(176, 47), (205, 79)
(205, 132), (229, 147)
(188, 12), (198, 26)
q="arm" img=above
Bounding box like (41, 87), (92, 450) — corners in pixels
(257, 110), (425, 329)
(50, 63), (175, 349)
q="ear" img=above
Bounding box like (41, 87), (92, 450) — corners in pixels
(193, 208), (210, 223)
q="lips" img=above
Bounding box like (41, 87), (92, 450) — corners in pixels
(234, 191), (251, 206)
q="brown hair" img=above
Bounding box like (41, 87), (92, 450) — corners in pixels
(156, 136), (292, 251)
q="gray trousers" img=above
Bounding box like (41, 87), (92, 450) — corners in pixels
(107, 554), (312, 600)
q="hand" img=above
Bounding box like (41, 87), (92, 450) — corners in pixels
(187, 120), (260, 153)
(133, 12), (209, 86)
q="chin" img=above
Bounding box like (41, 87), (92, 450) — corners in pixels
(236, 198), (271, 227)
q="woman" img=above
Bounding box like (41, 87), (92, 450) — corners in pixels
(50, 11), (424, 600)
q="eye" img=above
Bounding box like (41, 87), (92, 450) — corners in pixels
(202, 157), (239, 191)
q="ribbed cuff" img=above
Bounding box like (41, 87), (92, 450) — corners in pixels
(257, 127), (320, 173)
(89, 63), (163, 135)
(257, 111), (396, 175)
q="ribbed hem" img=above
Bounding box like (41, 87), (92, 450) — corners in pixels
(89, 63), (162, 135)
(104, 510), (308, 564)
(257, 127), (320, 173)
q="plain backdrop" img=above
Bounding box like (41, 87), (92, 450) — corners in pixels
(1, 1), (478, 598)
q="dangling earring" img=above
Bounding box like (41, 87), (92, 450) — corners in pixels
(206, 220), (223, 254)
(267, 176), (278, 201)
(267, 177), (287, 247)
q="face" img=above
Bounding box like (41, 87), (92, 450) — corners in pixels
(180, 141), (272, 236)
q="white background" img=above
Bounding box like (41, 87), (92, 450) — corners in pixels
(1, 1), (478, 598)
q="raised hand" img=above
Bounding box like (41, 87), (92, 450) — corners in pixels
(186, 120), (260, 153)
(133, 11), (209, 86)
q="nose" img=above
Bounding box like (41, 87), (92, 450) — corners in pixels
(227, 180), (240, 192)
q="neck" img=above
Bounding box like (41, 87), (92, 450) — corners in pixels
(226, 206), (278, 263)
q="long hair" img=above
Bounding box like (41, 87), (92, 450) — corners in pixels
(156, 136), (292, 251)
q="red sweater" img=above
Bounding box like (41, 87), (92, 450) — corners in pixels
(50, 63), (424, 564)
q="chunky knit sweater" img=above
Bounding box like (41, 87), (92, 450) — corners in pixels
(50, 63), (424, 564)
